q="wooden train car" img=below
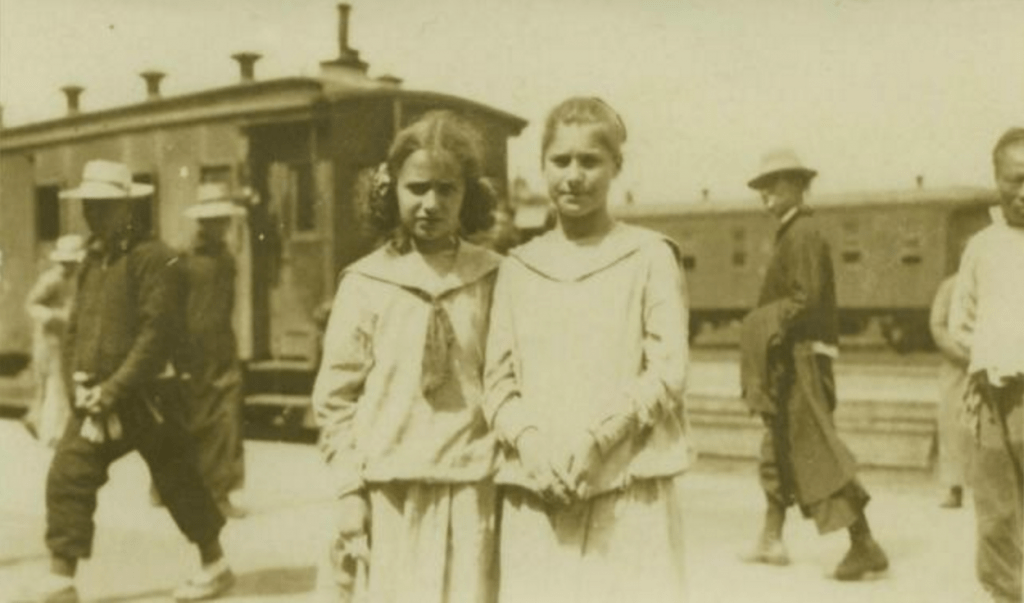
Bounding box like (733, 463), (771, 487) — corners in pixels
(0, 5), (526, 412)
(612, 186), (997, 351)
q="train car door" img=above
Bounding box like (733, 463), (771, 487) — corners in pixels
(259, 159), (334, 367)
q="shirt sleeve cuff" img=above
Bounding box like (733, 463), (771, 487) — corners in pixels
(588, 413), (635, 456)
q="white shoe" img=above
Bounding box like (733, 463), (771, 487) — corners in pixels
(173, 563), (235, 601)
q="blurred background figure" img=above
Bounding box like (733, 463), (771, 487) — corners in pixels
(23, 234), (85, 447)
(181, 183), (249, 519)
(929, 271), (972, 509)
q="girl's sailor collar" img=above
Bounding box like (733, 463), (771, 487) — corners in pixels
(344, 239), (501, 297)
(509, 221), (680, 282)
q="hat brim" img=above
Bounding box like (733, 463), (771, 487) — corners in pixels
(59, 181), (154, 200)
(50, 251), (85, 263)
(747, 168), (817, 191)
(184, 201), (247, 220)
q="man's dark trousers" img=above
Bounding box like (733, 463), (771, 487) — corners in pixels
(45, 391), (225, 559)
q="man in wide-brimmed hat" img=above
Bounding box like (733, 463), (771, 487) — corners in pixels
(179, 183), (248, 519)
(19, 160), (234, 603)
(738, 149), (889, 581)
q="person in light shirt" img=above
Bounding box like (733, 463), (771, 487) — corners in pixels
(949, 127), (1024, 603)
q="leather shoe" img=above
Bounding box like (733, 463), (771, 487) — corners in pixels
(834, 537), (889, 581)
(740, 536), (791, 566)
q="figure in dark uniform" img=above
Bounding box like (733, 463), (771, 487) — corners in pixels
(181, 183), (247, 518)
(18, 160), (234, 603)
(739, 149), (888, 581)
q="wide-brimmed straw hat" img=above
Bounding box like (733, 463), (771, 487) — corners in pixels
(747, 148), (818, 190)
(184, 183), (246, 220)
(49, 234), (86, 263)
(59, 160), (154, 200)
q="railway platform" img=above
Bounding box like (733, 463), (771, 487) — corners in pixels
(687, 349), (942, 470)
(0, 418), (988, 603)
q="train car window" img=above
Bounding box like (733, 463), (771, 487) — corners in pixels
(200, 164), (232, 185)
(732, 227), (747, 267)
(35, 185), (61, 242)
(900, 233), (923, 265)
(840, 219), (861, 264)
(294, 164), (316, 233)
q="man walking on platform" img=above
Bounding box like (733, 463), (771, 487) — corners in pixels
(181, 183), (248, 519)
(738, 149), (888, 581)
(950, 127), (1024, 603)
(17, 160), (233, 603)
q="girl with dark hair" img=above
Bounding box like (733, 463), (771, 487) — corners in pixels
(484, 97), (692, 602)
(312, 110), (501, 603)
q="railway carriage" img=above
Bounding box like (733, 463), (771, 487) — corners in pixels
(612, 186), (997, 351)
(0, 5), (526, 416)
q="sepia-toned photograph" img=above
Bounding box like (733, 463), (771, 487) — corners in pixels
(1, 1), (1022, 601)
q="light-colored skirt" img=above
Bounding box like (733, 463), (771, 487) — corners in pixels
(498, 476), (687, 603)
(319, 481), (497, 603)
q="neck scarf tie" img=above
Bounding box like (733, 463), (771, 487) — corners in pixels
(419, 295), (456, 400)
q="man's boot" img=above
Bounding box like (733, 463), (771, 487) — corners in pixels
(834, 512), (889, 581)
(741, 498), (790, 566)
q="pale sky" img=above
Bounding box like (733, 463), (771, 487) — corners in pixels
(1, 0), (1021, 202)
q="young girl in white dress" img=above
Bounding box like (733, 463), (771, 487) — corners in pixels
(485, 97), (692, 603)
(313, 110), (502, 603)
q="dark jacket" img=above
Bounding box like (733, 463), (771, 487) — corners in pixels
(739, 303), (784, 415)
(756, 208), (839, 345)
(181, 239), (238, 377)
(749, 207), (857, 507)
(67, 234), (185, 406)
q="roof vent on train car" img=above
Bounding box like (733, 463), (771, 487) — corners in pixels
(376, 74), (403, 88)
(61, 85), (84, 116)
(319, 4), (372, 86)
(232, 52), (261, 83)
(140, 71), (165, 100)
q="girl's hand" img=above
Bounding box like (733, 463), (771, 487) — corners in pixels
(515, 429), (574, 507)
(336, 492), (369, 538)
(555, 431), (602, 500)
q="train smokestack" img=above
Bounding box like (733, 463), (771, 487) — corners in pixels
(320, 3), (368, 80)
(702, 188), (710, 202)
(61, 85), (84, 116)
(916, 174), (924, 189)
(338, 5), (351, 56)
(232, 52), (261, 83)
(140, 71), (165, 100)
